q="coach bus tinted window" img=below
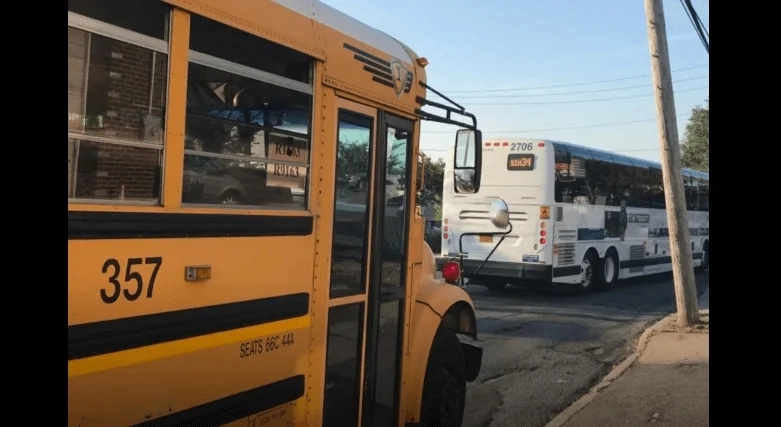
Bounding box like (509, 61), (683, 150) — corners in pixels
(182, 15), (314, 209)
(68, 7), (170, 203)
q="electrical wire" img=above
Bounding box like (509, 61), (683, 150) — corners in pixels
(680, 0), (708, 53)
(450, 75), (708, 99)
(421, 113), (691, 134)
(460, 86), (706, 106)
(437, 64), (708, 94)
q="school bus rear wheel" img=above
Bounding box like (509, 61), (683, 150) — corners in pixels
(420, 328), (466, 427)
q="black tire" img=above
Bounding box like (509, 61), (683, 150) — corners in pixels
(594, 250), (619, 292)
(484, 280), (507, 291)
(221, 190), (242, 205)
(419, 328), (466, 427)
(352, 178), (366, 192)
(573, 250), (598, 295)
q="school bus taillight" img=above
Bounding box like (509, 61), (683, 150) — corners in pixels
(442, 261), (461, 284)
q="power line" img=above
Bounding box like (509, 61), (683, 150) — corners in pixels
(461, 86), (706, 106)
(450, 75), (707, 99)
(422, 146), (661, 153)
(421, 113), (690, 134)
(436, 64), (708, 94)
(680, 0), (708, 53)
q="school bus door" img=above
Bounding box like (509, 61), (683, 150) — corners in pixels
(323, 97), (414, 427)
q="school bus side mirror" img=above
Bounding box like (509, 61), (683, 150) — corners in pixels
(454, 129), (482, 194)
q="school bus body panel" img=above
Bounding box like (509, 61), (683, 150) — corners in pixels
(68, 0), (478, 425)
(162, 0), (428, 114)
(400, 240), (479, 423)
(67, 236), (314, 325)
(69, 322), (310, 426)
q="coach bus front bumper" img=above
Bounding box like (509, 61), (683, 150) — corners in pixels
(436, 258), (552, 281)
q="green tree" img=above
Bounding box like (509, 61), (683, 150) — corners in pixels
(681, 98), (709, 172)
(417, 153), (445, 206)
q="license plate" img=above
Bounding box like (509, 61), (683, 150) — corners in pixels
(479, 235), (493, 243)
(522, 254), (540, 263)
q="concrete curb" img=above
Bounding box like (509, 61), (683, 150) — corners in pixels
(541, 314), (673, 427)
(543, 283), (710, 427)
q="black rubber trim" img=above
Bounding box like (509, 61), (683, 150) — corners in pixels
(68, 211), (314, 240)
(619, 252), (702, 269)
(132, 375), (305, 427)
(553, 265), (581, 277)
(68, 293), (310, 360)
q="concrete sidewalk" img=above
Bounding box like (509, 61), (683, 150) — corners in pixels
(545, 290), (709, 427)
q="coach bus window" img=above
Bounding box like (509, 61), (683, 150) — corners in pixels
(68, 3), (170, 203)
(582, 158), (605, 205)
(554, 144), (571, 203)
(182, 15), (314, 209)
(696, 180), (709, 211)
(632, 164), (652, 208)
(648, 166), (665, 209)
(568, 156), (592, 204)
(683, 175), (699, 211)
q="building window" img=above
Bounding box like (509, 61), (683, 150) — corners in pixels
(182, 15), (314, 210)
(67, 2), (170, 203)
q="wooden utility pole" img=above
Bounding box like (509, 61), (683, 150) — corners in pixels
(644, 0), (699, 326)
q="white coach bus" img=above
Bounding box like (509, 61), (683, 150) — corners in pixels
(438, 138), (709, 293)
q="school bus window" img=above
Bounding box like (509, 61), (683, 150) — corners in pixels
(381, 125), (411, 289)
(330, 112), (373, 298)
(67, 6), (169, 203)
(189, 14), (312, 84)
(323, 303), (364, 427)
(68, 0), (170, 41)
(183, 16), (314, 209)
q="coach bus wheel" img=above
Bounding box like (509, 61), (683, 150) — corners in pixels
(594, 251), (619, 292)
(420, 328), (466, 427)
(484, 280), (507, 291)
(574, 251), (598, 294)
(700, 243), (709, 271)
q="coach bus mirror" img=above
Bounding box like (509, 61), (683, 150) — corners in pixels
(489, 198), (510, 229)
(454, 129), (482, 193)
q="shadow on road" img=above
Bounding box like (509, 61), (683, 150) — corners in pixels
(466, 271), (709, 342)
(460, 270), (709, 427)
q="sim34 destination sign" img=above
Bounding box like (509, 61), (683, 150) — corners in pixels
(507, 153), (535, 171)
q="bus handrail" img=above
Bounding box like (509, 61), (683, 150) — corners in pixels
(454, 223), (513, 287)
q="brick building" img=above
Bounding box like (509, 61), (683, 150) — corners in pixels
(68, 28), (166, 201)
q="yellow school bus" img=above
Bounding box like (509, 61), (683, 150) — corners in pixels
(68, 0), (485, 426)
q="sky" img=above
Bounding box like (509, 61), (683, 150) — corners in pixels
(320, 0), (709, 162)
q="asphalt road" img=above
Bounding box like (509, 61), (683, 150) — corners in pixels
(459, 271), (710, 427)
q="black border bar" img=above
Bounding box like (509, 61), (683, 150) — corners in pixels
(132, 375), (305, 427)
(68, 211), (314, 240)
(68, 293), (310, 360)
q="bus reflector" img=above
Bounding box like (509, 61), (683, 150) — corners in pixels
(540, 237), (547, 245)
(538, 142), (545, 147)
(502, 142), (509, 146)
(540, 206), (551, 219)
(185, 265), (212, 281)
(442, 261), (461, 284)
(540, 230), (547, 237)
